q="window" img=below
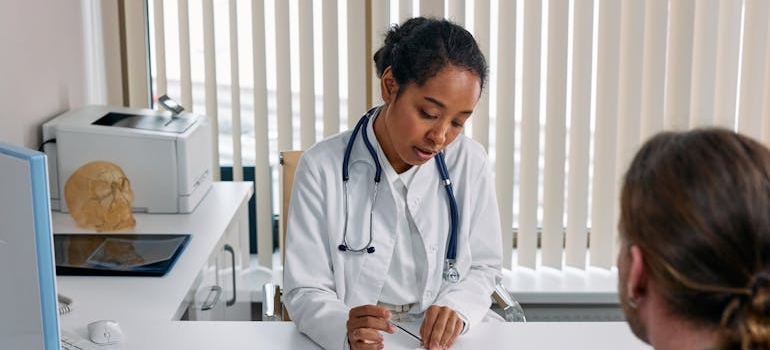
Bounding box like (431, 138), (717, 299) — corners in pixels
(136, 0), (767, 271)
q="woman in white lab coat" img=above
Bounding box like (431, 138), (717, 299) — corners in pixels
(283, 17), (503, 350)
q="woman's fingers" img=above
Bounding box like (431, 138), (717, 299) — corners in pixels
(348, 327), (385, 350)
(347, 305), (393, 332)
(420, 305), (462, 349)
(347, 305), (396, 350)
(443, 317), (464, 347)
(349, 304), (391, 319)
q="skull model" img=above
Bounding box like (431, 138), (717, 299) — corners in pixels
(64, 161), (136, 232)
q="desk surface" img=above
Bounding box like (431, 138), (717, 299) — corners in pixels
(55, 182), (254, 328)
(53, 182), (650, 349)
(82, 320), (650, 350)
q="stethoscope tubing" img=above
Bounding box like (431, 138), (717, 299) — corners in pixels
(340, 108), (381, 254)
(342, 108), (382, 183)
(435, 152), (458, 261)
(339, 106), (460, 282)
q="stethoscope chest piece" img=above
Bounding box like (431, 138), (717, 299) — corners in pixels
(443, 260), (460, 283)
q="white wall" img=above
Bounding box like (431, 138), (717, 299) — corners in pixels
(0, 0), (87, 150)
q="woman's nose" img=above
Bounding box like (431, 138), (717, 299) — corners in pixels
(427, 124), (449, 146)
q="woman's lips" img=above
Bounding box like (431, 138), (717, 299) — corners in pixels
(414, 146), (436, 161)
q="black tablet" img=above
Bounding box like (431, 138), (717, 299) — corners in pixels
(53, 233), (191, 277)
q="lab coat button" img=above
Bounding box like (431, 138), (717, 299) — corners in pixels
(429, 246), (437, 252)
(425, 291), (433, 298)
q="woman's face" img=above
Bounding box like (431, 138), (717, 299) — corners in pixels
(374, 65), (481, 173)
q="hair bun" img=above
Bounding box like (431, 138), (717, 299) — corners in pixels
(750, 272), (770, 296)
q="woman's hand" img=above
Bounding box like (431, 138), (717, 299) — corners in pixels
(420, 305), (463, 350)
(347, 305), (395, 350)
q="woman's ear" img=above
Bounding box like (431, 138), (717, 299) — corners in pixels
(627, 245), (648, 304)
(380, 66), (399, 103)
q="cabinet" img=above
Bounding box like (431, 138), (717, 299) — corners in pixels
(54, 182), (256, 325)
(186, 244), (235, 320)
(183, 194), (254, 321)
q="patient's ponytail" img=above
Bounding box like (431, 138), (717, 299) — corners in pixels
(719, 272), (770, 349)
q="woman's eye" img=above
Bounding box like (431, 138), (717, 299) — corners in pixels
(420, 110), (438, 119)
(452, 121), (464, 128)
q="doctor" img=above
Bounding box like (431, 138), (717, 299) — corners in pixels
(283, 17), (503, 350)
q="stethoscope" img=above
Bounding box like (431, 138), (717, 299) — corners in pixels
(338, 107), (461, 283)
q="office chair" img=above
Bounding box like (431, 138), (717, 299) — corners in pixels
(491, 283), (527, 322)
(262, 150), (301, 321)
(262, 150), (526, 323)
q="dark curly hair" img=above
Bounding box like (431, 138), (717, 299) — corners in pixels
(372, 17), (487, 93)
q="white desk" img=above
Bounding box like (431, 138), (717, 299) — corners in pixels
(62, 319), (649, 349)
(385, 322), (650, 350)
(53, 182), (650, 349)
(54, 182), (254, 337)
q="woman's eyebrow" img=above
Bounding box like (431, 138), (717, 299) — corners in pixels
(423, 96), (474, 115)
(424, 96), (446, 108)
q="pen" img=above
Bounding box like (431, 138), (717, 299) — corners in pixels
(388, 320), (422, 342)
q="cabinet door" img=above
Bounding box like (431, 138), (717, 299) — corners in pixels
(187, 254), (226, 321)
(179, 187), (254, 321)
(219, 242), (254, 320)
(217, 218), (240, 311)
(217, 243), (237, 309)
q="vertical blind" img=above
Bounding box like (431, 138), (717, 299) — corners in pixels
(142, 0), (770, 271)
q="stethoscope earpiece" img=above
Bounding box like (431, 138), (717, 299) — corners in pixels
(337, 244), (376, 254)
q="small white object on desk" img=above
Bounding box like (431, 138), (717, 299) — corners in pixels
(87, 320), (123, 345)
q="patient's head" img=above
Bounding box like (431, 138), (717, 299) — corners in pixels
(64, 161), (136, 232)
(618, 128), (770, 349)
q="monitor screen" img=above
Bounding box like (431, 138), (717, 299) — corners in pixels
(0, 142), (60, 350)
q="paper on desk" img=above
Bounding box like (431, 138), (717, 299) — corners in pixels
(85, 236), (187, 268)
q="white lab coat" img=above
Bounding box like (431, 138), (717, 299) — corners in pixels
(283, 109), (503, 350)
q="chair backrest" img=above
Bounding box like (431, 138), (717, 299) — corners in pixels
(279, 150), (303, 266)
(275, 150), (303, 322)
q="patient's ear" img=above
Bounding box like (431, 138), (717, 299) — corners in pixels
(627, 245), (648, 303)
(380, 67), (399, 102)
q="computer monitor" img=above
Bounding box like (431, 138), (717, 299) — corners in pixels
(0, 141), (60, 350)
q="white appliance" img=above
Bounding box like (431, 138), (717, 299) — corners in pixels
(42, 105), (213, 213)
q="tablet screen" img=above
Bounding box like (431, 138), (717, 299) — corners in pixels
(53, 234), (191, 277)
